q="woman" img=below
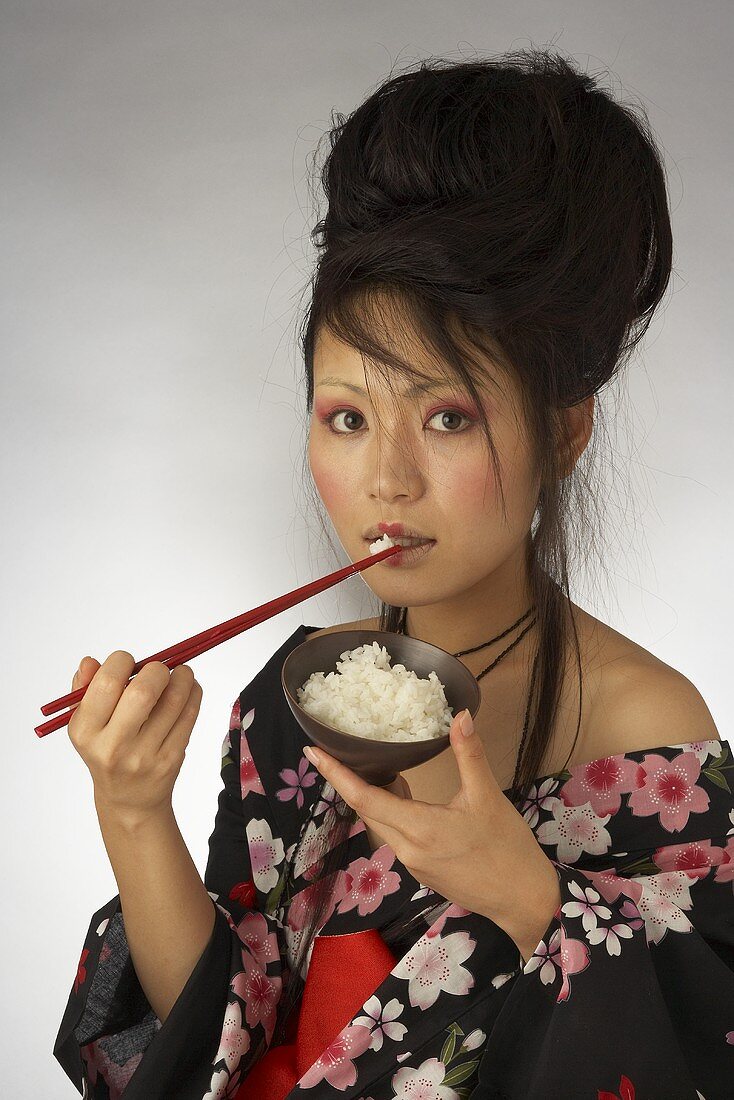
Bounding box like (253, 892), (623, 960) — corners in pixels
(54, 49), (734, 1098)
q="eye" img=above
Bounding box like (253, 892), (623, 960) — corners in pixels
(321, 409), (365, 434)
(425, 409), (474, 433)
(321, 408), (475, 435)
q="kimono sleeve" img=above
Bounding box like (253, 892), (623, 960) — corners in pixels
(53, 691), (290, 1100)
(476, 843), (734, 1099)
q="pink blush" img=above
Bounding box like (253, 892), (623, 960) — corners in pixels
(309, 451), (347, 508)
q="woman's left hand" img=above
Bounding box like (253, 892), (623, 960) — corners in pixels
(303, 708), (561, 959)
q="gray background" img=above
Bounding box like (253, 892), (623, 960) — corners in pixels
(2, 1), (731, 1092)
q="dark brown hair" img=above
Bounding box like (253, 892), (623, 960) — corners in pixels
(267, 47), (672, 1049)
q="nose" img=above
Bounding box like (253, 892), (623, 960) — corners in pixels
(365, 430), (424, 504)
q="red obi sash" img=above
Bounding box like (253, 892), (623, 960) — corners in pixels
(235, 928), (398, 1099)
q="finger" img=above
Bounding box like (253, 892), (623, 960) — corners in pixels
(359, 811), (409, 856)
(139, 664), (197, 752)
(317, 761), (415, 855)
(308, 748), (429, 832)
(71, 651), (138, 737)
(102, 659), (172, 743)
(449, 709), (502, 806)
(382, 773), (408, 798)
(68, 658), (102, 736)
(69, 657), (100, 717)
(72, 656), (101, 691)
(159, 677), (203, 760)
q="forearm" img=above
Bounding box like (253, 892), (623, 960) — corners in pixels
(94, 797), (216, 1025)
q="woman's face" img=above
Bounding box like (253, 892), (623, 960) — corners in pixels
(307, 323), (542, 628)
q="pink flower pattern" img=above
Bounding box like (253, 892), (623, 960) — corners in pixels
(558, 754), (641, 817)
(276, 753), (319, 809)
(627, 750), (710, 831)
(336, 847), (403, 916)
(207, 998), (251, 1078)
(240, 724), (266, 799)
(231, 952), (282, 1043)
(714, 837), (734, 887)
(297, 1022), (374, 1089)
(653, 837), (727, 877)
(523, 923), (590, 1001)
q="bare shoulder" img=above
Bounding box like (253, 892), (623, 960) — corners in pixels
(583, 616), (721, 759)
(308, 608), (722, 762)
(307, 616), (382, 641)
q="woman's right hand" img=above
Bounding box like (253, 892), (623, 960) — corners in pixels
(67, 651), (203, 820)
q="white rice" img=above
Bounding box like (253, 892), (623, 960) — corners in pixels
(368, 533), (395, 554)
(296, 640), (453, 742)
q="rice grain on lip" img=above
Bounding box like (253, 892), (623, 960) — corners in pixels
(296, 641), (453, 742)
(368, 533), (395, 554)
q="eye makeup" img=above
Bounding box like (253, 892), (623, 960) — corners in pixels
(317, 405), (478, 436)
(313, 388), (481, 419)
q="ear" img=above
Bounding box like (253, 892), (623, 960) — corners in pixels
(558, 394), (594, 478)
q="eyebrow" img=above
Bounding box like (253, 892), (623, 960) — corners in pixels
(315, 375), (454, 398)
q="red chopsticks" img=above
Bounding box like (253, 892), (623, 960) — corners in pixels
(35, 542), (401, 738)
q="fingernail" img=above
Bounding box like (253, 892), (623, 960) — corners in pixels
(459, 709), (474, 737)
(304, 745), (320, 765)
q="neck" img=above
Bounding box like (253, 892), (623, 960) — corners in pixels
(403, 546), (537, 656)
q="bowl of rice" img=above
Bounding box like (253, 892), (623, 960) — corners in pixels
(281, 629), (481, 787)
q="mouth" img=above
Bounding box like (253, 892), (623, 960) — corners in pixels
(381, 538), (436, 566)
(364, 535), (436, 548)
(364, 523), (435, 543)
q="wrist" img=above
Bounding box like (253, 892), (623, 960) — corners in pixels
(94, 794), (175, 834)
(495, 858), (561, 964)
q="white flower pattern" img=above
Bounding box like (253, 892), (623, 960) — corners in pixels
(392, 930), (476, 1010)
(353, 995), (408, 1051)
(536, 798), (613, 863)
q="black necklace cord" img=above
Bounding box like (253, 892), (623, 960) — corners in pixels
(398, 604), (540, 798)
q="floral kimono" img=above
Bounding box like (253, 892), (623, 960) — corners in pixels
(54, 624), (734, 1099)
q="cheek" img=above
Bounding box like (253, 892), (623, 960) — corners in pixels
(448, 452), (537, 538)
(309, 441), (350, 508)
(455, 468), (491, 504)
(444, 456), (498, 515)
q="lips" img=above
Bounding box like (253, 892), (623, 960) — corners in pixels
(384, 539), (436, 565)
(364, 522), (434, 540)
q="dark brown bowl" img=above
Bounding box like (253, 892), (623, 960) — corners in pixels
(281, 629), (481, 787)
